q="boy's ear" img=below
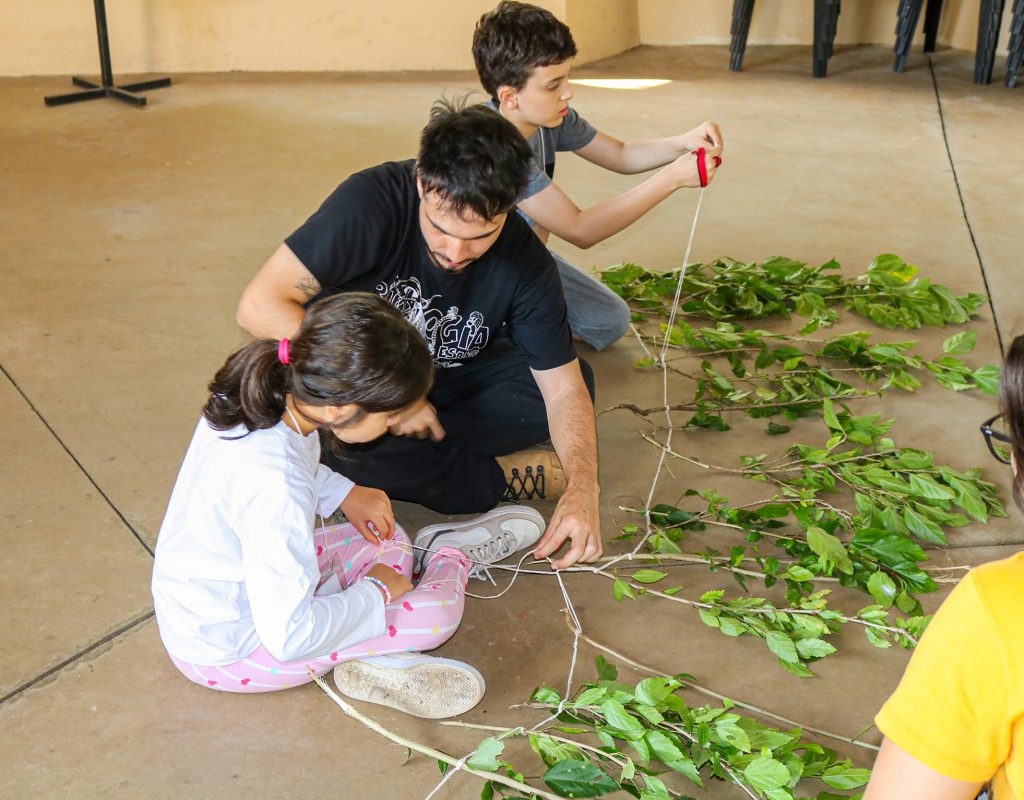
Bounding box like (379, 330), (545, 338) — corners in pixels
(496, 85), (518, 110)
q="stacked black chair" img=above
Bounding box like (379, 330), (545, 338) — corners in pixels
(894, 0), (944, 72)
(1004, 0), (1023, 86)
(730, 0), (756, 71)
(975, 0), (1008, 84)
(729, 0), (842, 77)
(894, 0), (1024, 86)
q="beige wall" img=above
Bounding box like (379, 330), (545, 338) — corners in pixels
(0, 0), (1015, 77)
(566, 0), (640, 64)
(1, 0), (560, 77)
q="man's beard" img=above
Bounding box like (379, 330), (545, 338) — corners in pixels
(428, 250), (473, 275)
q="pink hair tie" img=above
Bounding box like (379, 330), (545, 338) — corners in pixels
(277, 338), (291, 365)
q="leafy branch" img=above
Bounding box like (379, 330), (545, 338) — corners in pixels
(602, 253), (985, 333)
(622, 405), (1007, 618)
(597, 565), (922, 677)
(504, 657), (874, 799)
(618, 324), (996, 433)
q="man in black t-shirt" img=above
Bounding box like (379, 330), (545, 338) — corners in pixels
(237, 100), (601, 569)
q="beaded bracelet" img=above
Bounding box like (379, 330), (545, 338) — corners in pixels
(362, 575), (392, 605)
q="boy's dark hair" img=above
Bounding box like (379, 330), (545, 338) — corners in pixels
(472, 1), (577, 99)
(416, 96), (532, 221)
(1000, 334), (1024, 510)
(203, 292), (433, 434)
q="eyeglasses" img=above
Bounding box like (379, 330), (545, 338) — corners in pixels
(980, 414), (1013, 465)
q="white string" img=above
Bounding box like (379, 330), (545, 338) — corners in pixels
(417, 187), (708, 799)
(603, 188), (705, 572)
(421, 558), (584, 800)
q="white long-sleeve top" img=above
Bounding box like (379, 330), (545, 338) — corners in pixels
(151, 417), (386, 665)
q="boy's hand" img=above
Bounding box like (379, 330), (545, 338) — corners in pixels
(389, 398), (446, 441)
(365, 563), (412, 602)
(340, 485), (396, 542)
(682, 120), (724, 152)
(670, 143), (723, 189)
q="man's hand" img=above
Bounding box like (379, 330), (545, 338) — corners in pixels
(388, 398), (446, 441)
(340, 485), (396, 543)
(681, 120), (724, 153)
(532, 484), (602, 569)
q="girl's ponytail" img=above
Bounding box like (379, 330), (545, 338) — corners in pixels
(203, 339), (290, 431)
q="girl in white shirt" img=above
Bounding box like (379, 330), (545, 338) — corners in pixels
(152, 293), (541, 717)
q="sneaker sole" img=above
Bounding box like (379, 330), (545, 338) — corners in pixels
(332, 659), (485, 719)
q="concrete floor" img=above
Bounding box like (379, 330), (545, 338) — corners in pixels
(1, 44), (1022, 798)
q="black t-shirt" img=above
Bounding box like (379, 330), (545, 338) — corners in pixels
(285, 160), (576, 371)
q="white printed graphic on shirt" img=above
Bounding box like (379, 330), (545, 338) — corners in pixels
(375, 276), (490, 367)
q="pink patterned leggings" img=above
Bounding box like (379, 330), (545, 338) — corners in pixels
(169, 523), (469, 693)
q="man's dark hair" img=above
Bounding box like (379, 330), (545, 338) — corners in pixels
(472, 1), (577, 99)
(416, 96), (533, 221)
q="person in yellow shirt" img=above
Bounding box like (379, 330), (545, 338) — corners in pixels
(865, 334), (1024, 800)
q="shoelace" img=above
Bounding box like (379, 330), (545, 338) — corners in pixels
(465, 530), (517, 581)
(502, 465), (545, 501)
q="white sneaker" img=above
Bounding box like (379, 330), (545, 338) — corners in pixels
(332, 652), (485, 718)
(413, 505), (546, 579)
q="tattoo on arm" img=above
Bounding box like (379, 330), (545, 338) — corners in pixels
(296, 275), (321, 301)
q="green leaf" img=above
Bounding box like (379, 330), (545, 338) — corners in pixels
(573, 687), (608, 708)
(942, 330), (977, 355)
(480, 780), (495, 800)
(632, 569), (668, 585)
(794, 638), (837, 659)
(644, 729), (685, 763)
(973, 364), (1001, 395)
(821, 765), (872, 790)
(822, 398), (842, 432)
(600, 699), (647, 740)
(466, 737), (505, 771)
(765, 630), (800, 664)
(613, 579), (636, 602)
(638, 774), (671, 800)
(867, 571), (898, 608)
(634, 677), (679, 707)
(715, 721), (752, 752)
(543, 759), (620, 797)
(806, 527), (854, 574)
(743, 756), (791, 791)
(784, 565), (816, 582)
(908, 474), (956, 501)
(595, 655), (617, 682)
(532, 686), (562, 705)
(903, 505), (947, 545)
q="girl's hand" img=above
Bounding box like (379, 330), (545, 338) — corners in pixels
(340, 485), (396, 543)
(366, 564), (413, 602)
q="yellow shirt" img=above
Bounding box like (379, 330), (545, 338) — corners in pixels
(875, 552), (1024, 799)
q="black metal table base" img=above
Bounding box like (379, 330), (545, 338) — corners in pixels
(46, 0), (171, 107)
(45, 75), (172, 107)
